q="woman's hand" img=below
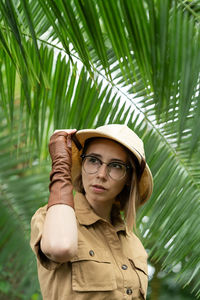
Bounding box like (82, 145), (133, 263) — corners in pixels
(53, 129), (77, 148)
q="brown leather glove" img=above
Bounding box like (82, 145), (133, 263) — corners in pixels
(47, 131), (75, 209)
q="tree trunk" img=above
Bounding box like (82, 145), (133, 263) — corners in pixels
(149, 262), (161, 300)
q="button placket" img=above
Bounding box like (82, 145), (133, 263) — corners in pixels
(121, 259), (136, 297)
(101, 221), (136, 297)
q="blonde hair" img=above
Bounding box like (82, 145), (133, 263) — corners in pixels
(124, 162), (140, 231)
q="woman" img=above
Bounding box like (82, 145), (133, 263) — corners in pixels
(30, 124), (153, 300)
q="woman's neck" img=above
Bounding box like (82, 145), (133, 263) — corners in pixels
(86, 196), (113, 223)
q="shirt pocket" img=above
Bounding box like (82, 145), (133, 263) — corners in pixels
(128, 257), (148, 300)
(71, 246), (117, 292)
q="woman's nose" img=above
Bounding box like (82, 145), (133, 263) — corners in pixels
(97, 164), (108, 179)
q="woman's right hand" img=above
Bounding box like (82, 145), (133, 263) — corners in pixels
(49, 129), (77, 161)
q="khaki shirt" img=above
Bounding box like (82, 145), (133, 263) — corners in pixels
(30, 193), (148, 300)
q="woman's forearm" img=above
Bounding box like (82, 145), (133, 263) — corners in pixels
(41, 204), (78, 263)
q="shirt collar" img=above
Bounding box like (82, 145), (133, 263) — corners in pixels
(74, 192), (126, 233)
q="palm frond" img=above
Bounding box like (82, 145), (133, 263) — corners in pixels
(0, 0), (200, 298)
(0, 122), (48, 299)
(136, 122), (200, 297)
(1, 0), (200, 152)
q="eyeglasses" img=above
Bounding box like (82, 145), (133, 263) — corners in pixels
(81, 154), (131, 181)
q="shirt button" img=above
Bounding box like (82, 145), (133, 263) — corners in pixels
(122, 264), (128, 270)
(126, 288), (132, 295)
(89, 250), (95, 256)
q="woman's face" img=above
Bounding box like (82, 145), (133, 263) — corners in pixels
(81, 138), (129, 207)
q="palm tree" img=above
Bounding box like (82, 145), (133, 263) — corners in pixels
(0, 0), (200, 299)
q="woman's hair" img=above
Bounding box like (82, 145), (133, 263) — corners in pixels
(73, 137), (141, 231)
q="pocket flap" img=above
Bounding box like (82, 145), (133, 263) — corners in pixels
(129, 257), (148, 275)
(71, 245), (110, 263)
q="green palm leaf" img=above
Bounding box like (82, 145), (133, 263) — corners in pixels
(0, 0), (200, 298)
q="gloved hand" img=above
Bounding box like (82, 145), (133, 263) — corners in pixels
(47, 129), (76, 209)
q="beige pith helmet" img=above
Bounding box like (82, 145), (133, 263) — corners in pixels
(71, 124), (153, 205)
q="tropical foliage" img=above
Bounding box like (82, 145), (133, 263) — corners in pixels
(0, 0), (200, 299)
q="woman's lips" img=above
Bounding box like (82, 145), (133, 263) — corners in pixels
(91, 184), (107, 193)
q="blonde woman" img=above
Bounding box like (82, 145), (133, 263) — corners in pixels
(30, 124), (153, 300)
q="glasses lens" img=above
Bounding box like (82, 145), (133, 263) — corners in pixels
(108, 162), (126, 180)
(83, 156), (101, 174)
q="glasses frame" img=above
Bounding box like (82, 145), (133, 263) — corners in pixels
(81, 154), (131, 180)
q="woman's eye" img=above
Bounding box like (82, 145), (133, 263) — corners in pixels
(88, 156), (99, 164)
(110, 162), (123, 169)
